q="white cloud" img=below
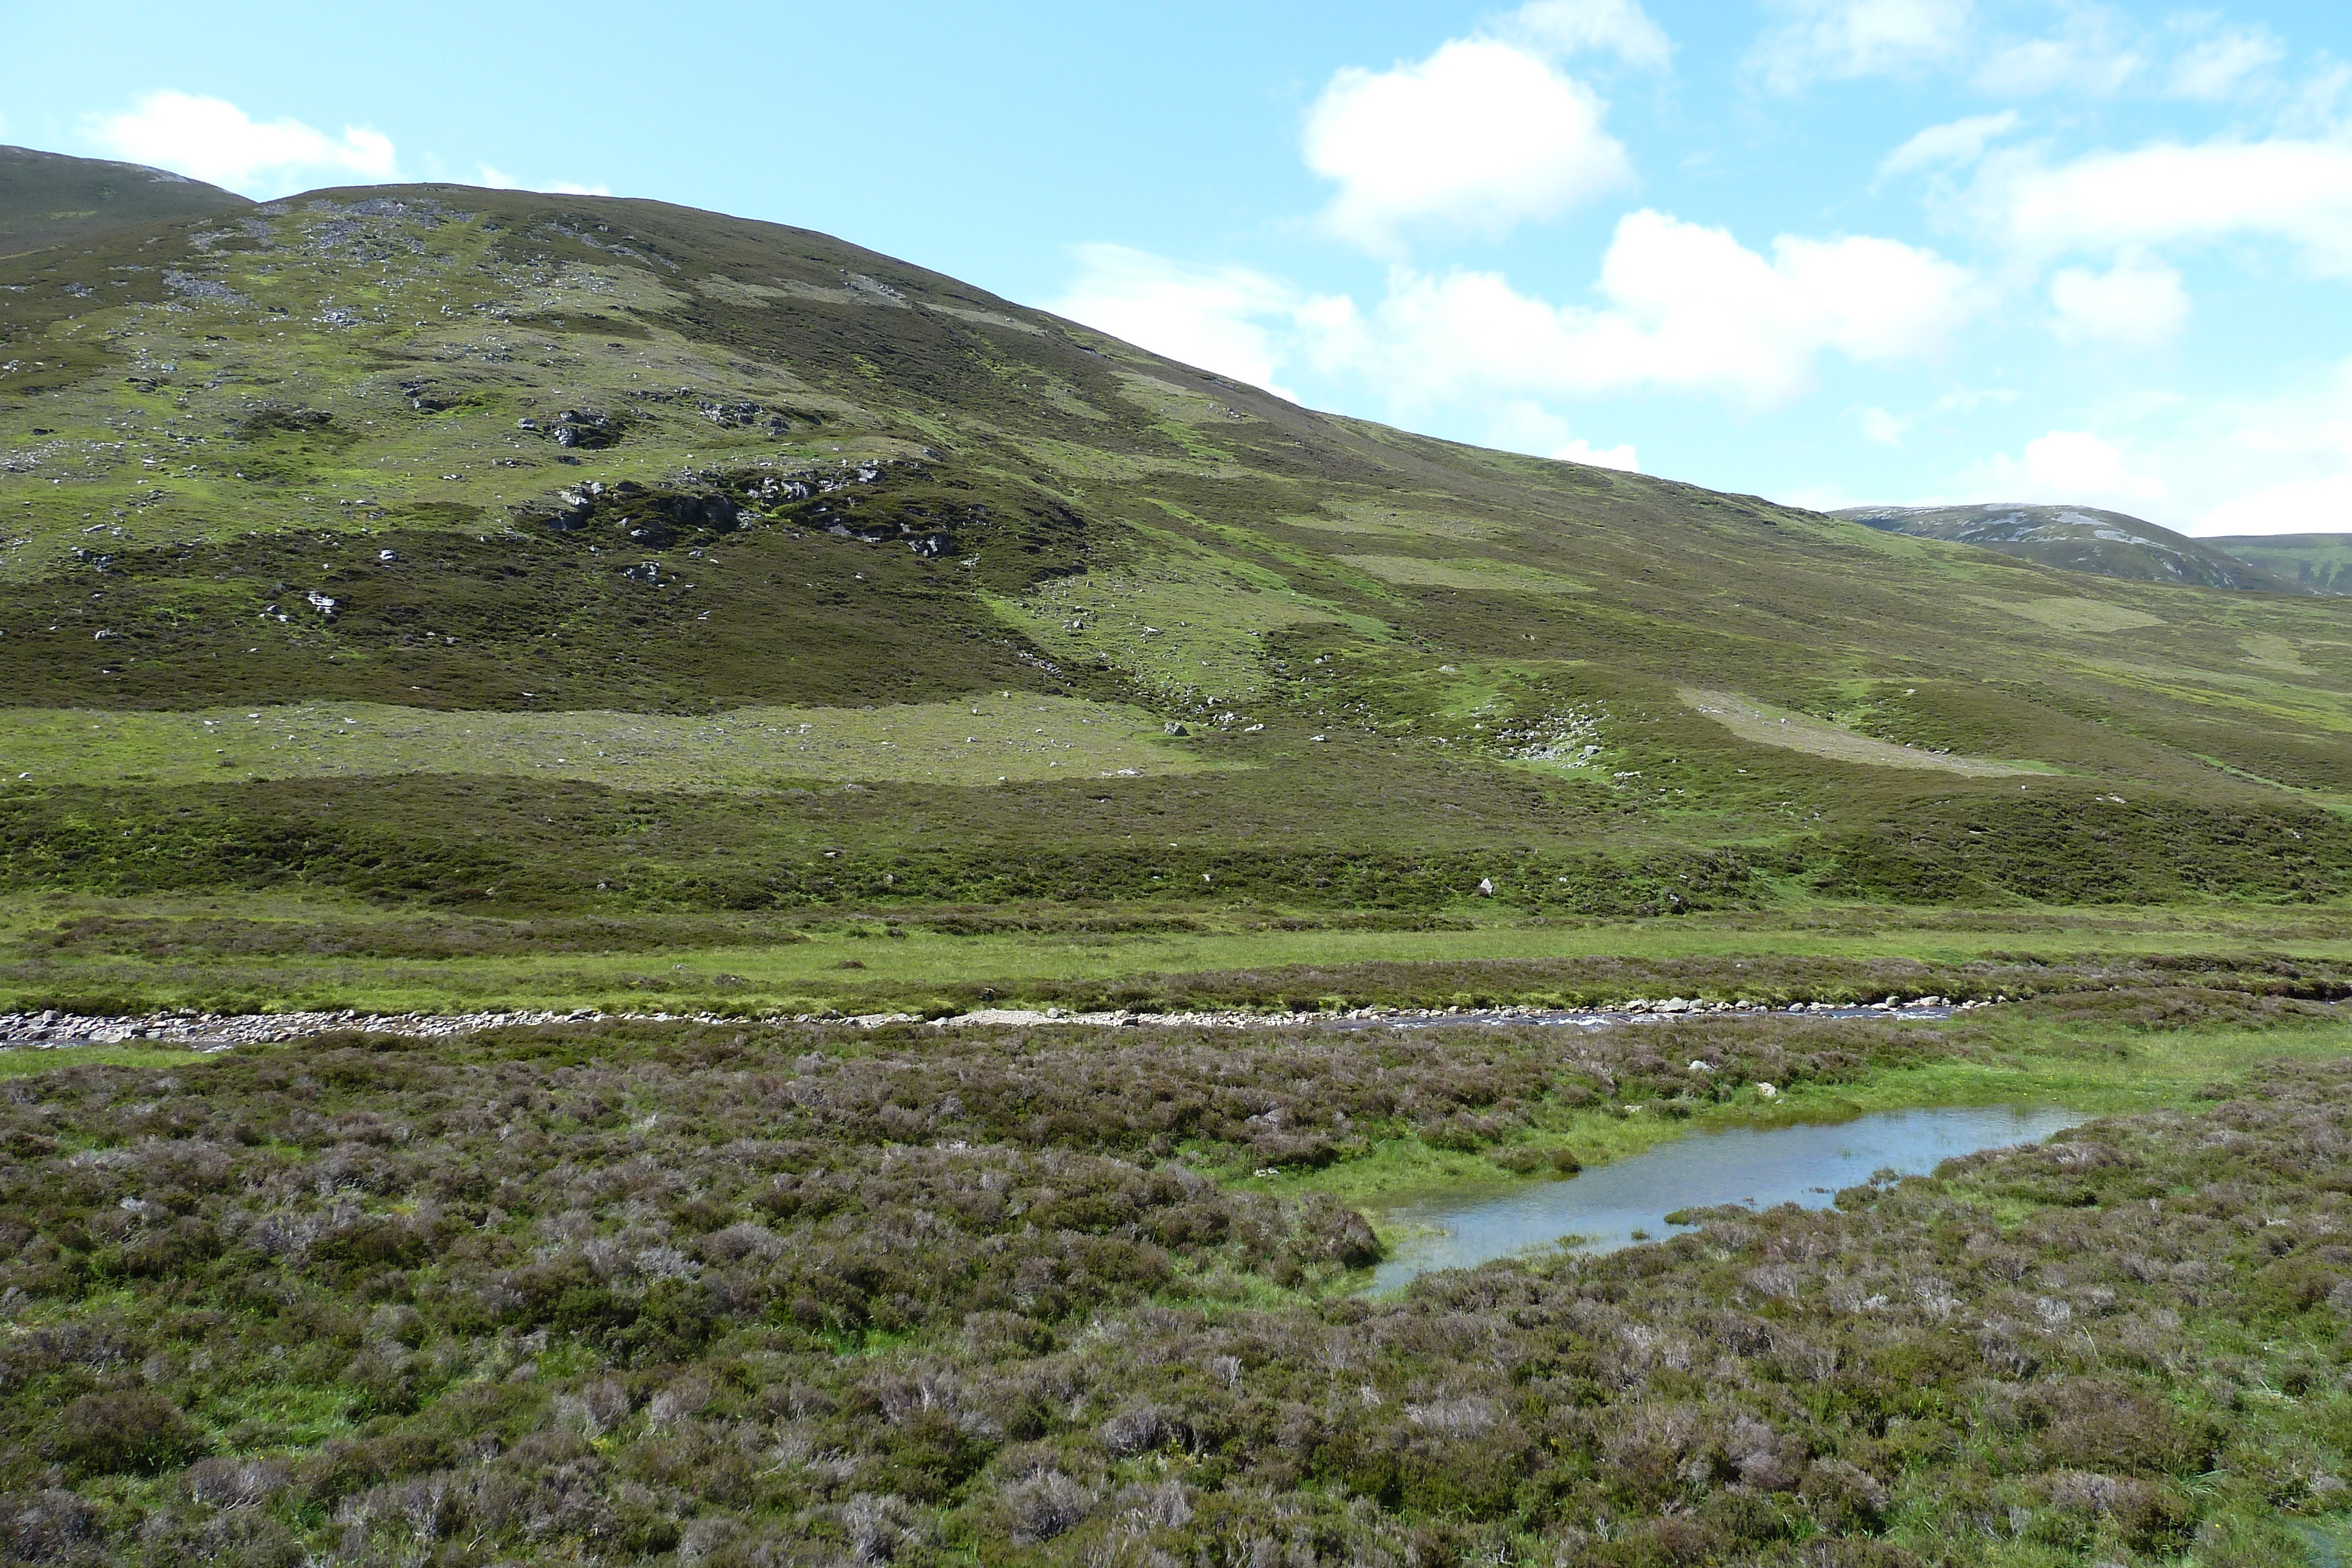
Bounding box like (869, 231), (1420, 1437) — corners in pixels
(1059, 214), (1975, 427)
(1925, 360), (2352, 537)
(1860, 406), (1907, 444)
(2166, 22), (2285, 101)
(1556, 437), (1641, 470)
(2023, 429), (2166, 500)
(1484, 400), (1640, 469)
(1975, 136), (2352, 277)
(2048, 249), (2189, 348)
(1509, 0), (1672, 69)
(1751, 0), (1973, 93)
(1309, 210), (1977, 409)
(479, 164), (612, 198)
(82, 91), (396, 196)
(2184, 359), (2352, 534)
(1878, 110), (2019, 179)
(1302, 35), (1632, 252)
(1052, 244), (1319, 398)
(1972, 11), (2144, 98)
(2195, 471), (2352, 534)
(1957, 429), (2169, 514)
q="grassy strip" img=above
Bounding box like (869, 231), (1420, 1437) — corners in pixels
(0, 695), (1212, 791)
(2, 895), (2348, 1016)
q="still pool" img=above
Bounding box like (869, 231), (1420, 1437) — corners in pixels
(1365, 1105), (2089, 1293)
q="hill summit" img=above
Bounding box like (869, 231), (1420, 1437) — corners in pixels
(0, 142), (250, 258)
(1833, 501), (2313, 593)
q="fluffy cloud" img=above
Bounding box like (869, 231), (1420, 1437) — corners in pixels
(1759, 4), (2281, 103)
(1484, 401), (1641, 469)
(1064, 212), (1975, 416)
(477, 163), (612, 198)
(1510, 0), (1672, 68)
(82, 91), (396, 196)
(1860, 406), (1908, 444)
(2022, 430), (2166, 501)
(1304, 38), (1632, 252)
(2186, 360), (2352, 534)
(1923, 353), (2352, 537)
(1973, 136), (2352, 278)
(1972, 10), (2143, 98)
(1877, 110), (2019, 179)
(1309, 211), (1976, 408)
(1946, 430), (2167, 517)
(2047, 249), (2189, 349)
(1750, 0), (1973, 93)
(2166, 22), (2285, 101)
(1556, 436), (1641, 470)
(1052, 245), (1327, 399)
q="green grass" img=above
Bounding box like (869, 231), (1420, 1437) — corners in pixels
(2, 887), (2345, 1017)
(1340, 553), (1589, 594)
(0, 693), (1217, 790)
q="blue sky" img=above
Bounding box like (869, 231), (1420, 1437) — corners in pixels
(6, 1), (2352, 536)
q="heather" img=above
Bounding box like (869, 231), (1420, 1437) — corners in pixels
(0, 999), (2347, 1563)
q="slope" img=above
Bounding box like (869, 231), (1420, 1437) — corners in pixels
(1, 174), (2349, 1015)
(0, 144), (249, 258)
(1835, 501), (2304, 592)
(2210, 533), (2352, 596)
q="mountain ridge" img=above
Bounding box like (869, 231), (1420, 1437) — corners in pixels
(2209, 531), (2352, 595)
(0, 142), (249, 257)
(1833, 500), (2316, 593)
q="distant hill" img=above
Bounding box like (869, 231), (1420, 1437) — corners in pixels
(0, 144), (249, 256)
(2206, 533), (2352, 596)
(1834, 502), (2306, 593)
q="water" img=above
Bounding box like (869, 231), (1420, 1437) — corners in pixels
(1365, 1104), (2087, 1293)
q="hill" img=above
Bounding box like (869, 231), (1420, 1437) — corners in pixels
(0, 165), (2348, 1017)
(0, 143), (248, 257)
(2209, 531), (2352, 595)
(1833, 500), (2304, 592)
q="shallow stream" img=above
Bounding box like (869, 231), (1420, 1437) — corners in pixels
(1364, 1104), (2087, 1293)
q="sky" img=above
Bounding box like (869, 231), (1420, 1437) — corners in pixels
(5, 0), (2352, 537)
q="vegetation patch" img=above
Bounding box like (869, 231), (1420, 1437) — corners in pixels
(1679, 687), (2034, 776)
(0, 695), (1214, 791)
(1341, 554), (1589, 595)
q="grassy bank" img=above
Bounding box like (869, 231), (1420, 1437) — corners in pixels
(1, 892), (2348, 1018)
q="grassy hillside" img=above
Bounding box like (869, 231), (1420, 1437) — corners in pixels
(1, 172), (2350, 1012)
(1835, 502), (2304, 593)
(2211, 532), (2352, 596)
(0, 145), (248, 258)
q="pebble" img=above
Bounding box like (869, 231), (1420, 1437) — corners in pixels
(0, 995), (1998, 1054)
